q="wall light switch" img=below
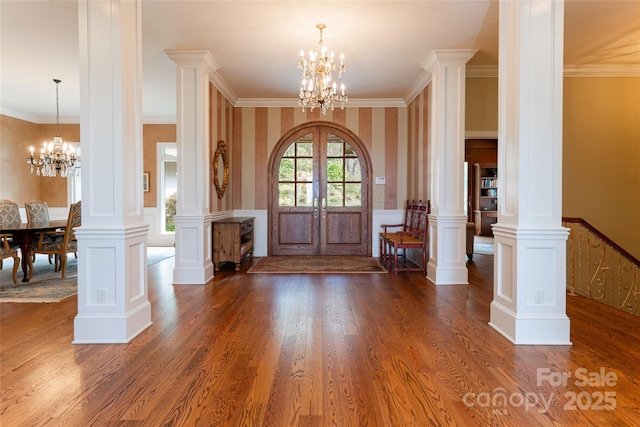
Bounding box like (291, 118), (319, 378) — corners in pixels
(375, 177), (386, 185)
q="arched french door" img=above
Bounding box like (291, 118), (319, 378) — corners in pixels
(268, 122), (372, 256)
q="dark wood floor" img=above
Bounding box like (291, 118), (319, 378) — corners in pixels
(2, 253), (640, 426)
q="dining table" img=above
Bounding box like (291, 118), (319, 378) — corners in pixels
(0, 219), (67, 282)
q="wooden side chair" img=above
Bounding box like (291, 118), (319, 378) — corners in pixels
(379, 199), (415, 263)
(380, 200), (431, 275)
(29, 201), (81, 279)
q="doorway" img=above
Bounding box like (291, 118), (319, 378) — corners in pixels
(268, 122), (372, 256)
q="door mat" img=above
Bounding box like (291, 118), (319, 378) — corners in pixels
(247, 256), (387, 274)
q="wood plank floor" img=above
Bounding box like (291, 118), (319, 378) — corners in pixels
(2, 253), (640, 426)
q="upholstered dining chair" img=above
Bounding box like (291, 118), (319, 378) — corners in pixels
(0, 233), (20, 284)
(25, 199), (58, 264)
(0, 199), (21, 272)
(0, 199), (21, 225)
(29, 201), (81, 279)
(25, 199), (51, 223)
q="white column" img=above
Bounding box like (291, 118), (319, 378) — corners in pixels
(424, 49), (477, 285)
(489, 0), (571, 345)
(74, 0), (151, 343)
(165, 51), (216, 285)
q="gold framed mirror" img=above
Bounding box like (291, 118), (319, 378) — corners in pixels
(213, 140), (229, 199)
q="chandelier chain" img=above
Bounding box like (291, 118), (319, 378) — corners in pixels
(26, 78), (79, 178)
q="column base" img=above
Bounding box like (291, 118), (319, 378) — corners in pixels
(426, 262), (469, 285)
(426, 215), (469, 285)
(490, 300), (572, 345)
(74, 301), (152, 344)
(173, 214), (214, 285)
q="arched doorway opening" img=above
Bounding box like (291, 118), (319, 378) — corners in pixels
(268, 121), (372, 256)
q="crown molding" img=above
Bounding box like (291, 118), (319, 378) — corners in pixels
(467, 64), (640, 78)
(563, 64), (640, 77)
(404, 70), (432, 105)
(422, 49), (479, 73)
(1, 108), (41, 124)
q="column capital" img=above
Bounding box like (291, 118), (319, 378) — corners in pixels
(165, 50), (220, 74)
(422, 49), (478, 72)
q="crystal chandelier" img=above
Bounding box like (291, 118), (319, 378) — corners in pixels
(27, 79), (79, 177)
(298, 23), (348, 114)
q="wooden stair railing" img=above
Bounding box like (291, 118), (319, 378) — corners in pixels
(563, 217), (640, 317)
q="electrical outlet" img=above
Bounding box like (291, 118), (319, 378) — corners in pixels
(376, 195), (385, 202)
(534, 289), (544, 304)
(375, 177), (386, 185)
(97, 288), (107, 304)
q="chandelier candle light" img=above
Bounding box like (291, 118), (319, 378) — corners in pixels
(27, 79), (78, 178)
(298, 23), (347, 114)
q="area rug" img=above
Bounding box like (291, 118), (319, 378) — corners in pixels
(0, 247), (175, 303)
(474, 236), (495, 255)
(247, 256), (387, 274)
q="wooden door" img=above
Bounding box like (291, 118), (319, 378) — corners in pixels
(269, 123), (371, 256)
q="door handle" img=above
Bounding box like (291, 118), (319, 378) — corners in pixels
(313, 197), (318, 212)
(322, 197), (327, 211)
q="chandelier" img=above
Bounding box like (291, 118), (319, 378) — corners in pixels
(27, 79), (79, 177)
(298, 23), (348, 114)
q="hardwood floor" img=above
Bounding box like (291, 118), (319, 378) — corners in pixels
(2, 253), (640, 426)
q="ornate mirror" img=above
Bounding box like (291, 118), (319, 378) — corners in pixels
(213, 140), (229, 199)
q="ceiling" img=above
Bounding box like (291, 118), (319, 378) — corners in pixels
(1, 1), (639, 123)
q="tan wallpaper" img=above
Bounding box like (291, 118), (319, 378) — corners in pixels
(0, 115), (78, 207)
(142, 124), (177, 208)
(562, 77), (640, 259)
(466, 77), (499, 132)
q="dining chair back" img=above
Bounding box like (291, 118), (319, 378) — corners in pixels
(25, 199), (60, 265)
(0, 199), (21, 226)
(0, 200), (21, 279)
(29, 201), (81, 279)
(25, 200), (51, 223)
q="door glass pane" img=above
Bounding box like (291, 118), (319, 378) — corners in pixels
(284, 144), (296, 157)
(279, 158), (294, 181)
(296, 183), (313, 206)
(345, 158), (361, 181)
(297, 142), (313, 156)
(325, 134), (362, 207)
(327, 141), (343, 156)
(278, 134), (314, 207)
(327, 183), (344, 206)
(296, 158), (313, 181)
(344, 143), (356, 156)
(326, 158), (343, 181)
(345, 183), (361, 206)
(279, 183), (294, 206)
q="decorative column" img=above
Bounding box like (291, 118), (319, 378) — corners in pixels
(74, 0), (151, 343)
(165, 51), (216, 284)
(489, 0), (571, 344)
(424, 49), (477, 285)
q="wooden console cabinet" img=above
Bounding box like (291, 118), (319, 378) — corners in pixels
(212, 217), (255, 272)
